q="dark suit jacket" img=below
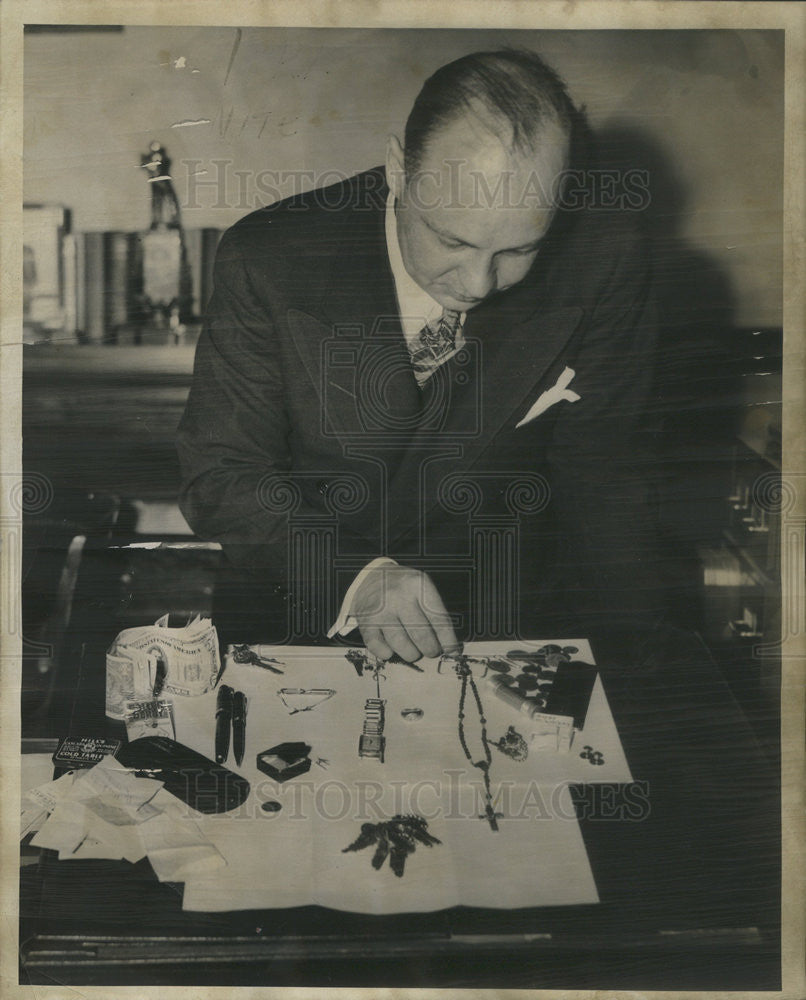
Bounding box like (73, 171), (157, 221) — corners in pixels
(177, 167), (664, 641)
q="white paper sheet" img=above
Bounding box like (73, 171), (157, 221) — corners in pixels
(139, 813), (226, 881)
(168, 640), (626, 913)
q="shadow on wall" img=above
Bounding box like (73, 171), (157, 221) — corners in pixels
(593, 124), (743, 630)
(594, 122), (739, 449)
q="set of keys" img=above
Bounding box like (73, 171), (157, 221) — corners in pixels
(231, 644), (285, 674)
(342, 814), (441, 877)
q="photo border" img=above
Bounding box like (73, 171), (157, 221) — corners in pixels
(2, 3), (803, 999)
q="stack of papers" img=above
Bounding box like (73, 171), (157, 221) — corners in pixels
(21, 755), (225, 881)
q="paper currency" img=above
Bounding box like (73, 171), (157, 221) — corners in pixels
(106, 614), (220, 719)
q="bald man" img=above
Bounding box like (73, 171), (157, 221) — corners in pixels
(177, 50), (662, 658)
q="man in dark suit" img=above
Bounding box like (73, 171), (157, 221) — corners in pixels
(177, 49), (663, 660)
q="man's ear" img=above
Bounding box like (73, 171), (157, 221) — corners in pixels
(385, 134), (406, 201)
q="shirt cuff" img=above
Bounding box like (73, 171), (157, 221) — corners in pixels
(326, 557), (399, 638)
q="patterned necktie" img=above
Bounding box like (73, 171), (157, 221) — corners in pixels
(408, 309), (462, 387)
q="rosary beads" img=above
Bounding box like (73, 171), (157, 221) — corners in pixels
(442, 654), (500, 832)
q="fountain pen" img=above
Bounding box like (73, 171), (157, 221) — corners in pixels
(215, 685), (234, 763)
(232, 690), (248, 767)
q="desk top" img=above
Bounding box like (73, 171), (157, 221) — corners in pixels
(20, 621), (781, 989)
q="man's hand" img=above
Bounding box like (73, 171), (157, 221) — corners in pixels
(352, 564), (461, 663)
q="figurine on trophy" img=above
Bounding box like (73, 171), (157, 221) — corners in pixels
(141, 141), (182, 230)
(136, 141), (193, 343)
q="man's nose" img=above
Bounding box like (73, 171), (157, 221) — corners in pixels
(460, 257), (497, 300)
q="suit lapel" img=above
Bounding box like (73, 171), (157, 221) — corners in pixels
(285, 174), (421, 461)
(387, 296), (584, 543)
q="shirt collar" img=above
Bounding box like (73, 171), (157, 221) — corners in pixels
(385, 192), (465, 346)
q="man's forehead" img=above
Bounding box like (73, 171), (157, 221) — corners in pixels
(411, 112), (569, 210)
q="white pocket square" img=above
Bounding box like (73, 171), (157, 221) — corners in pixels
(516, 366), (580, 428)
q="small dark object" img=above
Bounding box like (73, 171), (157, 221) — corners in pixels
(116, 736), (250, 814)
(386, 652), (425, 672)
(401, 707), (424, 721)
(408, 817), (441, 847)
(371, 829), (390, 870)
(506, 649), (544, 663)
(152, 656), (166, 699)
(563, 646), (579, 654)
(343, 823), (379, 852)
(544, 660), (597, 729)
(53, 736), (121, 771)
(342, 815), (441, 877)
(389, 844), (413, 877)
(214, 684), (233, 764)
(484, 658), (511, 674)
(232, 690), (248, 767)
(493, 725), (529, 761)
(256, 741), (312, 782)
(387, 823), (415, 852)
(261, 800), (282, 813)
(231, 644), (284, 674)
(345, 648), (370, 676)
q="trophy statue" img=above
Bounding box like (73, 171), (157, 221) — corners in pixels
(136, 141), (193, 343)
(141, 141), (182, 229)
